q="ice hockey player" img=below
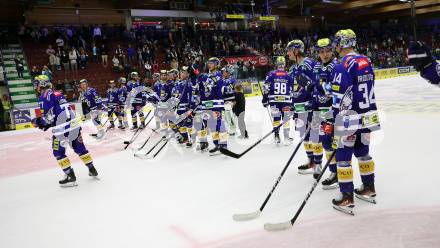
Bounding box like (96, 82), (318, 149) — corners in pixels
(127, 72), (146, 130)
(196, 57), (228, 155)
(171, 66), (193, 145)
(307, 38), (339, 183)
(79, 79), (105, 139)
(262, 56), (295, 145)
(153, 70), (174, 136)
(106, 80), (120, 129)
(33, 75), (98, 187)
(222, 65), (237, 136)
(186, 70), (202, 148)
(407, 41), (440, 85)
(330, 29), (380, 214)
(285, 39), (318, 173)
(117, 77), (128, 130)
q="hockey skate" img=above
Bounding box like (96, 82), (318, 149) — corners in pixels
(118, 123), (125, 130)
(59, 170), (77, 187)
(197, 142), (209, 152)
(322, 172), (339, 190)
(131, 124), (138, 131)
(88, 166), (99, 180)
(332, 192), (355, 215)
(185, 141), (193, 148)
(298, 160), (315, 174)
(354, 184), (377, 204)
(274, 132), (281, 144)
(139, 123), (145, 129)
(283, 137), (293, 146)
(313, 163), (322, 179)
(209, 146), (224, 156)
(95, 129), (106, 140)
(108, 122), (115, 129)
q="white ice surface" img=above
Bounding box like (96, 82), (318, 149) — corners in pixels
(1, 75), (440, 248)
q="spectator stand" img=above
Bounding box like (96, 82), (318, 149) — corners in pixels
(1, 42), (37, 109)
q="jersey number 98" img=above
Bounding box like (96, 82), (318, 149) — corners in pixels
(274, 82), (287, 94)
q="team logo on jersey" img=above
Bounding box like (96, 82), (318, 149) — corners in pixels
(436, 64), (440, 76)
(275, 71), (287, 76)
(356, 58), (370, 70)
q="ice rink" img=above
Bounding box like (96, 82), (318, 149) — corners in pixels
(1, 75), (440, 248)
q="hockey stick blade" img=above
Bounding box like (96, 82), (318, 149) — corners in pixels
(123, 140), (131, 145)
(219, 147), (241, 159)
(232, 210), (261, 221)
(264, 221), (292, 231)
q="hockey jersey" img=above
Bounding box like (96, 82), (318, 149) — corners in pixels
(263, 69), (294, 105)
(331, 52), (380, 133)
(222, 77), (236, 102)
(420, 60), (440, 85)
(106, 87), (119, 108)
(172, 79), (192, 111)
(38, 89), (79, 135)
(81, 87), (102, 110)
(311, 58), (337, 115)
(289, 57), (316, 113)
(197, 70), (225, 110)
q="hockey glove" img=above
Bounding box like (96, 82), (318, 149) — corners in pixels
(262, 98), (269, 108)
(297, 73), (314, 93)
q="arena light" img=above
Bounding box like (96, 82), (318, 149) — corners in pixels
(322, 0), (343, 4)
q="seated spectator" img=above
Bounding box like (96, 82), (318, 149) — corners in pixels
(30, 66), (40, 80)
(41, 65), (52, 82)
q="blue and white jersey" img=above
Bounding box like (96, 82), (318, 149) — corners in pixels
(38, 89), (79, 135)
(312, 58), (337, 113)
(82, 87), (102, 110)
(331, 52), (380, 132)
(118, 85), (128, 106)
(263, 69), (294, 105)
(106, 87), (119, 108)
(289, 57), (316, 112)
(222, 77), (236, 102)
(172, 79), (192, 111)
(153, 80), (173, 103)
(197, 70), (225, 110)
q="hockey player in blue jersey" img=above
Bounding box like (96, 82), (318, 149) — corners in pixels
(79, 79), (105, 139)
(106, 80), (120, 129)
(127, 72), (147, 130)
(309, 38), (338, 184)
(117, 77), (128, 130)
(195, 57), (228, 155)
(222, 65), (237, 136)
(286, 39), (318, 169)
(407, 41), (440, 85)
(33, 75), (98, 187)
(154, 70), (174, 136)
(329, 29), (380, 214)
(171, 66), (193, 145)
(262, 56), (295, 145)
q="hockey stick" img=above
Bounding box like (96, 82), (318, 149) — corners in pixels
(134, 136), (167, 158)
(123, 110), (152, 149)
(264, 86), (354, 231)
(256, 81), (273, 121)
(220, 122), (283, 159)
(152, 140), (169, 158)
(233, 125), (311, 222)
(263, 150), (336, 231)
